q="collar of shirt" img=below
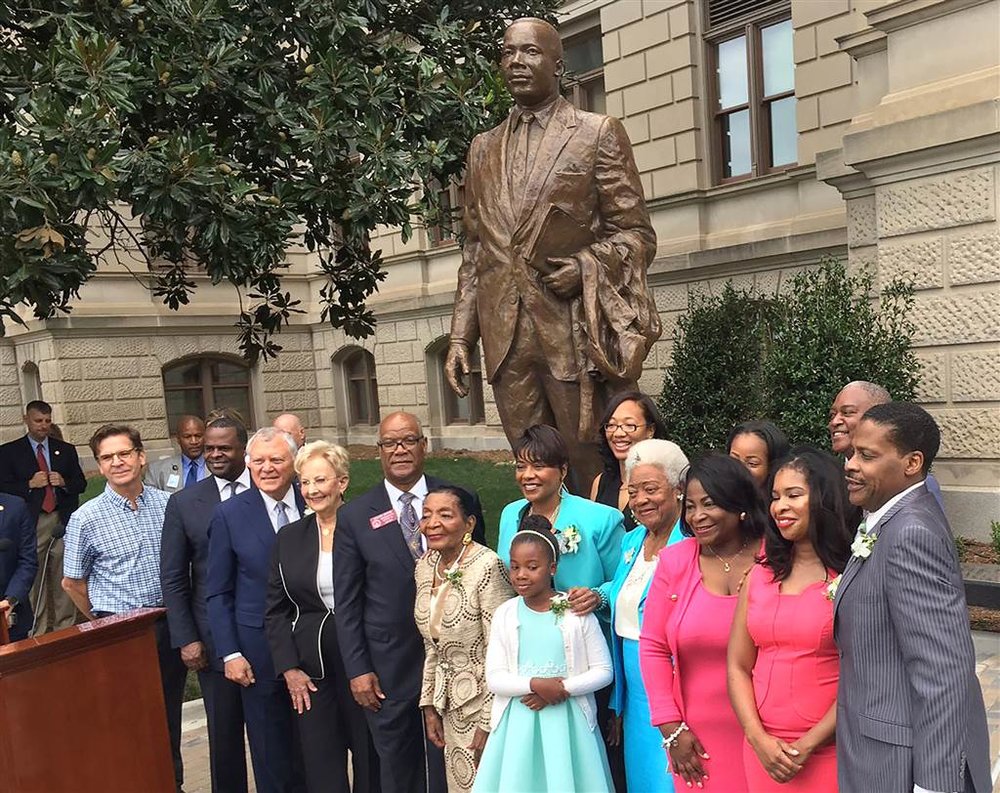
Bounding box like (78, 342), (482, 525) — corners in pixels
(30, 435), (50, 453)
(185, 455), (206, 476)
(214, 468), (252, 500)
(511, 97), (559, 131)
(259, 487), (300, 530)
(864, 480), (926, 534)
(384, 475), (429, 515)
(103, 482), (151, 512)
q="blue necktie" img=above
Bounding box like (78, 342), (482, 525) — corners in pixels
(185, 459), (198, 488)
(274, 501), (289, 529)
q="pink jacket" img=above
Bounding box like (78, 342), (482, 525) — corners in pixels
(638, 538), (703, 726)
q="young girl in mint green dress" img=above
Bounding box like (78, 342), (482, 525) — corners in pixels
(474, 522), (614, 793)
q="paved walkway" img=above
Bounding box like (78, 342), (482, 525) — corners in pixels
(181, 631), (1000, 793)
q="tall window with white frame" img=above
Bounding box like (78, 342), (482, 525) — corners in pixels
(342, 348), (380, 426)
(439, 345), (485, 425)
(162, 355), (253, 433)
(707, 1), (796, 182)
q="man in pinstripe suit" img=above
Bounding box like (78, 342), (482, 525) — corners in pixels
(835, 402), (990, 793)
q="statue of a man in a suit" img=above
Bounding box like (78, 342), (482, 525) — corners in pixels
(445, 17), (660, 491)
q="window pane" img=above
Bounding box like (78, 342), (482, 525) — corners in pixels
(213, 361), (249, 385)
(583, 76), (606, 114)
(346, 352), (368, 378)
(165, 390), (204, 428)
(564, 35), (603, 75)
(211, 388), (252, 426)
(769, 96), (797, 167)
(348, 379), (370, 425)
(717, 35), (748, 109)
(163, 361), (202, 387)
(762, 19), (793, 97)
(722, 109), (752, 177)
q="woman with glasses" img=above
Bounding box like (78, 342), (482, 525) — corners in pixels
(496, 424), (626, 790)
(590, 391), (669, 531)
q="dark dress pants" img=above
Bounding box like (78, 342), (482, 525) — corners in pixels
(154, 616), (188, 790)
(366, 697), (446, 793)
(296, 624), (380, 793)
(198, 666), (249, 793)
(596, 683), (627, 793)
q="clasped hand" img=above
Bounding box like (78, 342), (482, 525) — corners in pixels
(541, 257), (582, 299)
(520, 676), (569, 711)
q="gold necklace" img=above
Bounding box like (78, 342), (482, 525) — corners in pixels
(530, 496), (562, 527)
(707, 539), (749, 572)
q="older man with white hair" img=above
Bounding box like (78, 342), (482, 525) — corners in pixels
(206, 426), (306, 793)
(601, 438), (689, 792)
(272, 413), (306, 449)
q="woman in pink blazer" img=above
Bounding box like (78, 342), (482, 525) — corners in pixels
(639, 454), (767, 791)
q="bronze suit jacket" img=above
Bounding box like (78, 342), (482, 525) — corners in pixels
(451, 97), (658, 386)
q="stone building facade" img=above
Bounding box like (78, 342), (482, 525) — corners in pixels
(2, 0), (997, 537)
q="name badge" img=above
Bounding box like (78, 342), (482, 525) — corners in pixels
(369, 509), (397, 530)
(166, 473), (180, 489)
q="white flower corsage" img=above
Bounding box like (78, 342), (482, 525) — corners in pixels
(825, 574), (842, 602)
(851, 532), (877, 560)
(624, 548), (636, 565)
(550, 593), (571, 619)
(558, 525), (581, 555)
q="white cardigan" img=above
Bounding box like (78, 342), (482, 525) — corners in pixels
(484, 596), (613, 730)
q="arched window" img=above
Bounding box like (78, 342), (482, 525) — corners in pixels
(19, 362), (42, 404)
(342, 348), (380, 426)
(162, 356), (253, 430)
(439, 345), (485, 425)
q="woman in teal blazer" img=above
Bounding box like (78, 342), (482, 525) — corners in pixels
(600, 439), (689, 793)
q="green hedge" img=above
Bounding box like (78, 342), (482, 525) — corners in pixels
(658, 259), (919, 454)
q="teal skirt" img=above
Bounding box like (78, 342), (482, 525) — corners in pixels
(474, 696), (614, 793)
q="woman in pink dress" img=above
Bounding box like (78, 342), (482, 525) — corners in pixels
(727, 446), (852, 791)
(640, 454), (768, 791)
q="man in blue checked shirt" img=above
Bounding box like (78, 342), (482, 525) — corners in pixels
(62, 423), (187, 792)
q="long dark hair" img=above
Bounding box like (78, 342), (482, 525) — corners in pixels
(679, 453), (767, 540)
(762, 446), (852, 581)
(597, 391), (669, 472)
(726, 420), (789, 483)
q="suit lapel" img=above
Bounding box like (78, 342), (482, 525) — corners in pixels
(370, 485), (416, 575)
(242, 490), (276, 553)
(490, 119), (517, 233)
(515, 99), (578, 233)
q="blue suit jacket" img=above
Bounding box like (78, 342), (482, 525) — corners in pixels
(160, 476), (227, 670)
(600, 521), (683, 714)
(497, 492), (624, 632)
(0, 494), (38, 640)
(205, 486), (305, 679)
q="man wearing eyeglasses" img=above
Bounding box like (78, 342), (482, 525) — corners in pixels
(334, 412), (486, 793)
(62, 423), (187, 792)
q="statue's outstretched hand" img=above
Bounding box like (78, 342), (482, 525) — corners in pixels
(445, 342), (471, 397)
(542, 256), (583, 299)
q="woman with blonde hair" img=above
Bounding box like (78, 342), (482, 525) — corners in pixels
(265, 440), (379, 792)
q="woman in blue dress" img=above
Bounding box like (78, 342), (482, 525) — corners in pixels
(475, 524), (614, 793)
(600, 439), (689, 792)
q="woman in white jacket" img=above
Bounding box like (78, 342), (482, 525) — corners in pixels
(474, 519), (614, 793)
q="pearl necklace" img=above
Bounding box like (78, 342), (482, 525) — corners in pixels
(435, 543), (468, 582)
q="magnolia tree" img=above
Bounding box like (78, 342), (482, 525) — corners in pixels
(0, 0), (554, 360)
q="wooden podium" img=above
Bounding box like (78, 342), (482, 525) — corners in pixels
(0, 608), (175, 792)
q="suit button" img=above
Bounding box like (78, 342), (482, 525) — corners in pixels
(670, 594), (678, 601)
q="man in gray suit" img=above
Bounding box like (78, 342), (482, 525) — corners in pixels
(835, 402), (990, 793)
(145, 415), (207, 493)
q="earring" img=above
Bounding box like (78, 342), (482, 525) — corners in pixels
(462, 532), (472, 546)
(739, 512), (747, 521)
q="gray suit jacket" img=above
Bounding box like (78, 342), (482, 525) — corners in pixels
(144, 455), (203, 494)
(834, 484), (990, 793)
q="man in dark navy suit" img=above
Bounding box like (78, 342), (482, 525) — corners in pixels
(206, 426), (306, 793)
(161, 416), (250, 793)
(0, 493), (38, 641)
(0, 400), (86, 634)
(334, 411), (485, 793)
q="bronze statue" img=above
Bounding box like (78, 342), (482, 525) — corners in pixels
(445, 17), (660, 491)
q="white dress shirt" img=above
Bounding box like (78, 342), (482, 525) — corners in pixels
(213, 468), (252, 501)
(384, 475), (429, 552)
(260, 488), (301, 532)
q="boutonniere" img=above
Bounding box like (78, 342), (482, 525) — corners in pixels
(851, 531), (877, 560)
(825, 574), (842, 602)
(549, 593), (571, 619)
(624, 548), (635, 565)
(557, 525), (581, 555)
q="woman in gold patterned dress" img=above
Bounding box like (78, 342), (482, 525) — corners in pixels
(414, 485), (514, 793)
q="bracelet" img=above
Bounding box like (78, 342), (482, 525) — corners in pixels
(590, 587), (609, 610)
(661, 722), (688, 749)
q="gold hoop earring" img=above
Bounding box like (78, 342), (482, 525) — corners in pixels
(462, 532), (472, 546)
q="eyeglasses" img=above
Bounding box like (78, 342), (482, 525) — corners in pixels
(602, 422), (648, 435)
(376, 436), (424, 451)
(97, 448), (139, 465)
